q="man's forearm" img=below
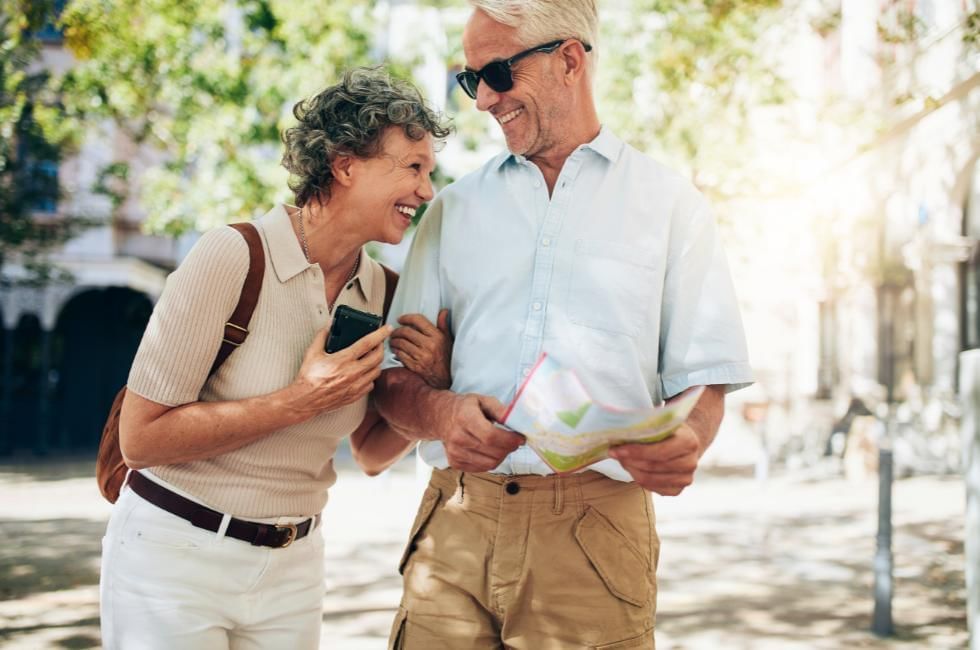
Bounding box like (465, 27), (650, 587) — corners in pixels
(375, 367), (451, 441)
(681, 384), (726, 455)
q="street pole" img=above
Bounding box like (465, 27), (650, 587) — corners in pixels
(872, 441), (894, 636)
(872, 283), (895, 637)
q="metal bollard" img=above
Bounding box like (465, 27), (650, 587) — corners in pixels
(872, 446), (894, 637)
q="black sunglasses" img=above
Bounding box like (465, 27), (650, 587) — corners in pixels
(455, 39), (593, 100)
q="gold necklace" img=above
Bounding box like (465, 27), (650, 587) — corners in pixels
(344, 252), (360, 285)
(297, 208), (311, 263)
(297, 207), (360, 283)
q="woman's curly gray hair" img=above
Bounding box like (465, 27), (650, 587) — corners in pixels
(281, 67), (452, 207)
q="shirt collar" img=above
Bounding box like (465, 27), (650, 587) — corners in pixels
(583, 126), (623, 163)
(493, 125), (624, 171)
(260, 204), (308, 283)
(258, 204), (370, 302)
(349, 248), (372, 303)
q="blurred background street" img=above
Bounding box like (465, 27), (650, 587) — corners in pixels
(0, 449), (966, 649)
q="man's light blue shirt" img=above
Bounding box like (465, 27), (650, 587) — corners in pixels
(383, 127), (753, 481)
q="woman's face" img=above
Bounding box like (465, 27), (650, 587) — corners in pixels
(349, 127), (436, 245)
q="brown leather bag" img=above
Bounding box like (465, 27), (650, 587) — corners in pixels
(96, 222), (266, 502)
(95, 224), (400, 503)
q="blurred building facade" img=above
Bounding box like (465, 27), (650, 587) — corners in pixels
(0, 23), (183, 455)
(811, 0), (977, 471)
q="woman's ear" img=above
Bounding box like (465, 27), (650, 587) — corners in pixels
(332, 155), (355, 188)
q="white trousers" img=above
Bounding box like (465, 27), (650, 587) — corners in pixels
(100, 481), (325, 650)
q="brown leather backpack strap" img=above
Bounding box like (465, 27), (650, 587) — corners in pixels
(381, 264), (399, 321)
(210, 222), (265, 375)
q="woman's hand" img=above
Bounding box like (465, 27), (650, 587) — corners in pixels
(390, 308), (453, 389)
(288, 323), (392, 422)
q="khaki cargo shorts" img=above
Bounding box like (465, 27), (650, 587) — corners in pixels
(389, 468), (659, 649)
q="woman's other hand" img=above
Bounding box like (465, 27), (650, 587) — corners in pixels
(390, 308), (453, 390)
(289, 324), (392, 421)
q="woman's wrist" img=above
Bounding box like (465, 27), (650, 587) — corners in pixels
(272, 382), (317, 427)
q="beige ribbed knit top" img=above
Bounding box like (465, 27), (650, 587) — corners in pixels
(127, 204), (386, 518)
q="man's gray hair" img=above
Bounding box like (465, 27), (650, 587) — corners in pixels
(281, 67), (451, 208)
(469, 0), (598, 54)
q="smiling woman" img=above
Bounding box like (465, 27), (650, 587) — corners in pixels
(98, 67), (455, 650)
(279, 69), (450, 299)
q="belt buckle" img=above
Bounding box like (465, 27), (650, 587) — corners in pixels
(275, 523), (298, 548)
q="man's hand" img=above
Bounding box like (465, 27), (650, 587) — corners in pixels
(608, 424), (702, 496)
(433, 392), (523, 472)
(610, 385), (726, 496)
(391, 309), (453, 389)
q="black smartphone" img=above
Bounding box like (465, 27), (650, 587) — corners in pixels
(325, 304), (383, 353)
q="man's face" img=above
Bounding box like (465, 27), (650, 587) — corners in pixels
(461, 10), (568, 159)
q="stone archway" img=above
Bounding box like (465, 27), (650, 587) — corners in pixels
(3, 314), (44, 453)
(0, 304), (5, 451)
(49, 287), (153, 451)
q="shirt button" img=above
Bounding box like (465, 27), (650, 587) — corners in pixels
(541, 238), (551, 247)
(533, 179), (542, 188)
(532, 302), (542, 311)
(505, 482), (520, 495)
(522, 368), (531, 377)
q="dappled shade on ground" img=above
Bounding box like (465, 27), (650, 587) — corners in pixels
(0, 457), (967, 649)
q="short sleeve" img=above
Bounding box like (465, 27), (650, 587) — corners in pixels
(659, 190), (753, 398)
(127, 227), (251, 406)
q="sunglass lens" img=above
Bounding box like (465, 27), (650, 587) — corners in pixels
(456, 72), (479, 99)
(482, 63), (514, 93)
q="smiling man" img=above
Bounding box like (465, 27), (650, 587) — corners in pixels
(374, 1), (753, 648)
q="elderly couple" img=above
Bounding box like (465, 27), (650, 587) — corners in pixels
(99, 1), (752, 648)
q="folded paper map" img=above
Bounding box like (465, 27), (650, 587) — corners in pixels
(501, 354), (705, 473)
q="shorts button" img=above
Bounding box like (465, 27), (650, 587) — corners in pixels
(505, 482), (520, 495)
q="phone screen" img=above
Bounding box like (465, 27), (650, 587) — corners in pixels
(325, 305), (383, 353)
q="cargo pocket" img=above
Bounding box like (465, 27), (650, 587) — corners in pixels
(388, 606), (408, 650)
(593, 626), (655, 649)
(398, 486), (442, 575)
(574, 506), (651, 607)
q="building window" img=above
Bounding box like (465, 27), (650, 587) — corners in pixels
(35, 0), (66, 44)
(14, 102), (61, 215)
(26, 159), (59, 213)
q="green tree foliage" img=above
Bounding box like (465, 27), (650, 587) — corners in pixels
(56, 0), (792, 234)
(59, 0), (379, 235)
(597, 0), (789, 201)
(0, 0), (81, 286)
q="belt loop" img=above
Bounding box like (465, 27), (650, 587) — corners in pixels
(553, 474), (564, 515)
(216, 513), (232, 540)
(456, 470), (465, 504)
(573, 474), (585, 515)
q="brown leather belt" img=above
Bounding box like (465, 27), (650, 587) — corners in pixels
(126, 470), (318, 549)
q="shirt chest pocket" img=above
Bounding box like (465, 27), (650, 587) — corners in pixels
(566, 239), (657, 337)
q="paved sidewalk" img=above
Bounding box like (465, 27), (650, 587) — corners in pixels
(0, 455), (968, 649)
